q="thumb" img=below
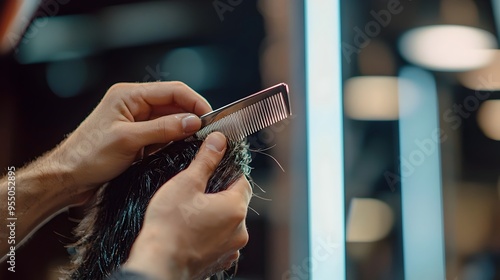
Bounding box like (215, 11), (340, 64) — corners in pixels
(179, 132), (227, 192)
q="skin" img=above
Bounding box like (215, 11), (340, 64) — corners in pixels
(0, 81), (252, 279)
(125, 137), (251, 279)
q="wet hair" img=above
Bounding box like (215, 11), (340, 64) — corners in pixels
(64, 139), (252, 280)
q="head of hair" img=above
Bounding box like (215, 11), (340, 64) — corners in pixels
(64, 139), (252, 280)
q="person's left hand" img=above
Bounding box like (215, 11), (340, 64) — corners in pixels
(48, 81), (211, 205)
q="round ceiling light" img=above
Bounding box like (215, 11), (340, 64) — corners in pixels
(399, 25), (497, 71)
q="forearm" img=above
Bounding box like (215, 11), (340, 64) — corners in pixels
(0, 148), (84, 257)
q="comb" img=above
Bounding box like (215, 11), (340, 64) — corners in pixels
(193, 83), (291, 141)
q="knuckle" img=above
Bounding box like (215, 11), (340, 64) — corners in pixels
(155, 118), (169, 142)
(178, 168), (206, 188)
(112, 123), (135, 147)
(170, 81), (188, 89)
(106, 83), (128, 95)
(170, 171), (193, 188)
(241, 178), (252, 197)
(230, 251), (240, 261)
(224, 251), (240, 269)
(234, 228), (249, 249)
(188, 176), (206, 189)
(195, 155), (218, 174)
(104, 83), (136, 103)
(113, 130), (130, 147)
(230, 203), (248, 222)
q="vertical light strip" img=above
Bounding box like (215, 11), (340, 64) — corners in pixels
(305, 0), (345, 279)
(398, 66), (446, 280)
(491, 0), (500, 40)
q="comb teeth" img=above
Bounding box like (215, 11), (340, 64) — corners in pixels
(195, 92), (290, 141)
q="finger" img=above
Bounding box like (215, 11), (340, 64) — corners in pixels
(234, 220), (249, 248)
(183, 132), (227, 192)
(209, 177), (251, 223)
(149, 104), (187, 119)
(129, 113), (201, 147)
(132, 81), (212, 117)
(225, 176), (252, 205)
(220, 250), (240, 270)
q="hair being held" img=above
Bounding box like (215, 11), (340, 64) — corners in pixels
(63, 139), (252, 280)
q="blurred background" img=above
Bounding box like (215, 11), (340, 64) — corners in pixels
(0, 0), (499, 279)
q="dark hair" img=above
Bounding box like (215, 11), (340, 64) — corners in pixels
(64, 139), (252, 280)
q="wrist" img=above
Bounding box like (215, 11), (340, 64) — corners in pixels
(25, 147), (89, 208)
(48, 141), (103, 203)
(124, 225), (191, 280)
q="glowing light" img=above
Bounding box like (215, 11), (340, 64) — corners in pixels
(344, 76), (399, 120)
(306, 0), (345, 278)
(17, 15), (98, 63)
(399, 25), (497, 71)
(17, 2), (195, 64)
(457, 51), (500, 91)
(398, 66), (445, 280)
(99, 2), (193, 49)
(162, 47), (222, 91)
(346, 198), (394, 242)
(46, 58), (88, 98)
(477, 100), (500, 141)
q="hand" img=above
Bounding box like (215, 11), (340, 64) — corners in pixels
(50, 81), (212, 205)
(124, 132), (252, 280)
(0, 81), (213, 259)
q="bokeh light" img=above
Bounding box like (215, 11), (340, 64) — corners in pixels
(344, 76), (399, 120)
(346, 198), (394, 242)
(399, 25), (497, 71)
(477, 100), (500, 141)
(46, 58), (88, 98)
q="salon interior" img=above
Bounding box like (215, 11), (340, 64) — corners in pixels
(1, 0), (499, 279)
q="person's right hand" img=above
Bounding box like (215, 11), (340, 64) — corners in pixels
(123, 132), (252, 280)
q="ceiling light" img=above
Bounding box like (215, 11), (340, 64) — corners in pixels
(399, 25), (497, 71)
(344, 76), (399, 120)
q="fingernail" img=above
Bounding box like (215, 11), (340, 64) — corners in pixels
(205, 132), (226, 153)
(181, 114), (200, 133)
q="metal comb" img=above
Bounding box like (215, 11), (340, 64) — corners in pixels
(193, 83), (291, 141)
